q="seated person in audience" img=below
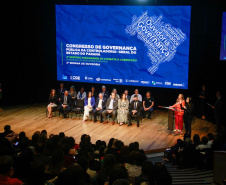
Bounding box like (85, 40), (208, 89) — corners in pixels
(44, 149), (66, 181)
(0, 155), (23, 185)
(207, 133), (214, 146)
(152, 162), (172, 185)
(97, 154), (117, 185)
(47, 89), (58, 118)
(93, 93), (106, 123)
(83, 92), (95, 122)
(69, 85), (77, 108)
(110, 88), (120, 100)
(0, 125), (18, 144)
(196, 136), (211, 150)
(99, 85), (109, 100)
(91, 86), (98, 99)
(128, 95), (142, 127)
(117, 93), (129, 126)
(0, 125), (13, 139)
(125, 152), (146, 179)
(142, 91), (154, 119)
(77, 87), (86, 99)
(124, 90), (131, 101)
(130, 89), (142, 103)
(102, 93), (118, 125)
(58, 91), (72, 118)
(135, 161), (153, 185)
(108, 164), (128, 185)
(193, 134), (201, 147)
(57, 82), (66, 101)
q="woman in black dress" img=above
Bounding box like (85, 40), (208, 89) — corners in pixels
(182, 97), (194, 137)
(47, 89), (58, 118)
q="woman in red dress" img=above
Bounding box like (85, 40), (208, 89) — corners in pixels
(170, 94), (185, 132)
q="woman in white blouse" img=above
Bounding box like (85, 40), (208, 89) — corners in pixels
(83, 92), (95, 122)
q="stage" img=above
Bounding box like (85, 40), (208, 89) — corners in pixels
(0, 104), (216, 153)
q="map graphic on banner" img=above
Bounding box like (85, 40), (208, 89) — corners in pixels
(56, 5), (191, 89)
(125, 12), (186, 74)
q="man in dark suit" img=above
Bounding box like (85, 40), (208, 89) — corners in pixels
(99, 85), (109, 100)
(128, 95), (142, 127)
(102, 93), (118, 125)
(124, 90), (131, 101)
(57, 82), (66, 101)
(58, 91), (72, 118)
(211, 91), (222, 133)
(93, 93), (106, 123)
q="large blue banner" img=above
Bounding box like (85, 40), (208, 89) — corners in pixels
(220, 12), (226, 60)
(56, 5), (191, 89)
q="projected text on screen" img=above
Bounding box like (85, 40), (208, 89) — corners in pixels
(56, 5), (191, 89)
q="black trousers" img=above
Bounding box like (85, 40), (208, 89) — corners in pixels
(93, 109), (104, 121)
(184, 118), (192, 136)
(215, 111), (221, 133)
(58, 105), (71, 117)
(128, 111), (141, 126)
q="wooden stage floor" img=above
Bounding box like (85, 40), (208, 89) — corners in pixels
(0, 104), (216, 153)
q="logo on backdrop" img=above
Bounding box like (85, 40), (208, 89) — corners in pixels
(70, 76), (80, 80)
(125, 11), (186, 75)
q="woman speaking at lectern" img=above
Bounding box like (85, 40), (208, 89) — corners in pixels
(170, 94), (185, 132)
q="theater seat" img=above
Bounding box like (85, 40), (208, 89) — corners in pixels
(71, 99), (84, 119)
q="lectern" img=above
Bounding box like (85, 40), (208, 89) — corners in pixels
(168, 109), (174, 131)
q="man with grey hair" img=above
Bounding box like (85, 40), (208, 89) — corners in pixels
(93, 93), (106, 123)
(99, 85), (109, 99)
(58, 90), (72, 118)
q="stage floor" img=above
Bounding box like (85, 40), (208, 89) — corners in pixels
(0, 104), (216, 153)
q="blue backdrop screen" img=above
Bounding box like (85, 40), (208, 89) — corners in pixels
(56, 5), (191, 89)
(220, 12), (226, 60)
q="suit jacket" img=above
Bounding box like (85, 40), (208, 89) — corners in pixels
(60, 95), (72, 106)
(100, 91), (109, 99)
(84, 97), (95, 107)
(130, 94), (142, 103)
(57, 88), (66, 98)
(126, 95), (131, 101)
(130, 100), (142, 113)
(95, 97), (106, 110)
(106, 98), (118, 110)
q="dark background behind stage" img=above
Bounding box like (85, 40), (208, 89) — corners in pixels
(1, 0), (226, 122)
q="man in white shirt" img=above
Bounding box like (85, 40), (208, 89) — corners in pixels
(130, 89), (142, 103)
(93, 93), (106, 123)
